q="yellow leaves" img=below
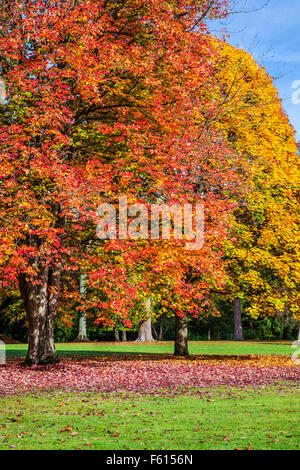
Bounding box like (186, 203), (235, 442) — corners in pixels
(210, 38), (299, 320)
(242, 270), (264, 288)
(18, 201), (33, 211)
(159, 307), (168, 314)
(212, 37), (298, 163)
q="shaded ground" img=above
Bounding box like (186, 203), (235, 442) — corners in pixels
(5, 339), (295, 359)
(1, 355), (299, 397)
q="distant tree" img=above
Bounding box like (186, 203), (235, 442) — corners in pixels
(212, 39), (300, 324)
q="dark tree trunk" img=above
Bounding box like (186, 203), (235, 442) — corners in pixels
(135, 297), (155, 342)
(122, 330), (127, 341)
(19, 264), (61, 365)
(233, 297), (244, 341)
(174, 314), (189, 356)
(158, 320), (163, 341)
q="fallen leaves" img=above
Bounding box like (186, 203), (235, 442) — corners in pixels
(59, 426), (73, 433)
(0, 356), (299, 397)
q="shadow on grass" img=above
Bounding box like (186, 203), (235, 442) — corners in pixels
(6, 349), (287, 364)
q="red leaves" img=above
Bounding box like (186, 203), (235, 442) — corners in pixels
(0, 1), (236, 295)
(1, 356), (298, 397)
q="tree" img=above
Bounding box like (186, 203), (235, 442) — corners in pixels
(211, 39), (299, 324)
(114, 328), (120, 342)
(174, 314), (189, 356)
(0, 0), (230, 364)
(76, 275), (88, 342)
(170, 38), (300, 351)
(77, 315), (88, 342)
(136, 297), (155, 343)
(233, 297), (243, 341)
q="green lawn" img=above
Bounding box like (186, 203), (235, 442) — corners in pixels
(5, 340), (294, 359)
(2, 341), (298, 450)
(0, 386), (299, 450)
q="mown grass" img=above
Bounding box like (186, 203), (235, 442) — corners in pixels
(5, 340), (294, 359)
(0, 385), (299, 450)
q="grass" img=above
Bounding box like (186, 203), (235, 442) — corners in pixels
(0, 385), (299, 450)
(3, 341), (297, 450)
(5, 340), (294, 359)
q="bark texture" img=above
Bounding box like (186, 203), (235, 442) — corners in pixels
(19, 264), (61, 365)
(122, 330), (127, 341)
(114, 328), (120, 342)
(135, 297), (154, 342)
(158, 321), (163, 341)
(77, 316), (88, 342)
(77, 275), (88, 341)
(174, 314), (189, 356)
(233, 297), (244, 341)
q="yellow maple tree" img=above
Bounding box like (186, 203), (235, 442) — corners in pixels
(211, 39), (299, 321)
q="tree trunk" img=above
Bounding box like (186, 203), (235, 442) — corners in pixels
(135, 297), (154, 342)
(114, 328), (120, 342)
(77, 316), (88, 342)
(77, 274), (88, 341)
(136, 317), (153, 342)
(233, 297), (244, 341)
(158, 319), (163, 341)
(122, 330), (127, 341)
(0, 339), (5, 366)
(174, 314), (189, 356)
(208, 324), (211, 341)
(19, 264), (61, 365)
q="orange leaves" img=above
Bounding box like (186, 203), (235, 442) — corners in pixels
(0, 2), (245, 334)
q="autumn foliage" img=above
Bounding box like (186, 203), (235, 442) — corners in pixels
(211, 39), (299, 320)
(1, 355), (299, 396)
(0, 1), (298, 364)
(0, 0), (237, 363)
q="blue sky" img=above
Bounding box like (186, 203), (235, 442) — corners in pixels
(209, 0), (300, 140)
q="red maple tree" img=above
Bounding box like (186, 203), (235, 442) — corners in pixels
(0, 0), (239, 364)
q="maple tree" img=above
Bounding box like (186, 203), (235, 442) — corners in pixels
(0, 0), (236, 364)
(2, 2), (297, 364)
(152, 39), (300, 353)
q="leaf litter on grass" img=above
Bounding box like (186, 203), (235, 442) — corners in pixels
(0, 355), (299, 396)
